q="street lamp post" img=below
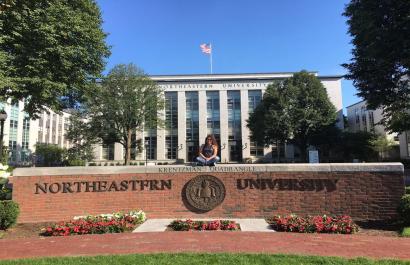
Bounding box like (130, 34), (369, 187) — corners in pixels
(0, 110), (8, 163)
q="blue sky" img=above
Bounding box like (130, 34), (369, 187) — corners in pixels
(97, 0), (361, 111)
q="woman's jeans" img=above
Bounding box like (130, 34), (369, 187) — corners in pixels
(196, 156), (220, 166)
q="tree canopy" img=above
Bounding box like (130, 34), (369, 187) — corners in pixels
(247, 71), (337, 162)
(343, 0), (410, 132)
(83, 64), (164, 165)
(0, 0), (110, 117)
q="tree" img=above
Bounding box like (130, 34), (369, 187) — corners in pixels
(247, 71), (337, 162)
(370, 135), (397, 161)
(85, 64), (164, 165)
(247, 81), (293, 162)
(339, 131), (377, 162)
(64, 110), (97, 165)
(343, 0), (410, 133)
(0, 0), (110, 117)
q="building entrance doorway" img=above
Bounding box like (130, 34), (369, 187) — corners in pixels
(228, 140), (242, 162)
(186, 141), (199, 163)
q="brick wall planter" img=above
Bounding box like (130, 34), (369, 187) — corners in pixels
(11, 163), (405, 223)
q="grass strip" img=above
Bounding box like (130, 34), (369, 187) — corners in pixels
(0, 253), (409, 265)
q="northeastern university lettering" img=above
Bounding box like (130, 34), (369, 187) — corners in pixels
(35, 179), (172, 194)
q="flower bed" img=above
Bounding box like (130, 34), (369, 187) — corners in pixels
(41, 210), (146, 236)
(169, 219), (240, 231)
(267, 214), (359, 234)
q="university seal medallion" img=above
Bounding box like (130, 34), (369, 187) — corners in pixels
(185, 175), (226, 212)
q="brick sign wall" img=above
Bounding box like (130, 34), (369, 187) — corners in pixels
(11, 164), (405, 223)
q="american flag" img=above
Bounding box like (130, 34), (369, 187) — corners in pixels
(200, 43), (211, 54)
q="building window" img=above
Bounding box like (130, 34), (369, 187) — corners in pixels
(248, 90), (263, 156)
(355, 109), (360, 124)
(45, 112), (50, 144)
(369, 111), (375, 132)
(52, 114), (57, 144)
(248, 90), (262, 113)
(186, 92), (199, 162)
(165, 135), (177, 159)
(227, 91), (242, 161)
(165, 92), (178, 130)
(21, 115), (30, 162)
(206, 91), (220, 136)
(58, 116), (63, 146)
(407, 132), (410, 157)
(102, 143), (114, 160)
(38, 112), (44, 143)
(144, 136), (157, 160)
(361, 107), (367, 131)
(185, 92), (199, 142)
(64, 117), (70, 148)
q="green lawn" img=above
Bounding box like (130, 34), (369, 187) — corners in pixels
(401, 227), (410, 237)
(0, 253), (409, 265)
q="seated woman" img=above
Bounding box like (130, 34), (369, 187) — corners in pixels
(196, 134), (220, 166)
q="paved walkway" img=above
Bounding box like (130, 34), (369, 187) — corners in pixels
(0, 232), (410, 260)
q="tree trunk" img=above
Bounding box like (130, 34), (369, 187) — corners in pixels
(125, 128), (132, 165)
(276, 140), (280, 163)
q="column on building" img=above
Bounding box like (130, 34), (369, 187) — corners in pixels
(93, 145), (103, 161)
(156, 110), (166, 161)
(177, 91), (186, 162)
(114, 142), (123, 161)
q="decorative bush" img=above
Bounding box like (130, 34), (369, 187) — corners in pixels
(35, 143), (67, 167)
(169, 219), (239, 231)
(0, 200), (20, 230)
(41, 210), (146, 236)
(0, 163), (12, 200)
(267, 214), (359, 234)
(398, 195), (410, 225)
(405, 186), (410, 195)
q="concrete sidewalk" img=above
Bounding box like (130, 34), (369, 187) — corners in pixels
(0, 232), (410, 260)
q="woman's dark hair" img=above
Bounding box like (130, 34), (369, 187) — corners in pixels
(204, 134), (218, 147)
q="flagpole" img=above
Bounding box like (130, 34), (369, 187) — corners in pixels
(210, 43), (213, 74)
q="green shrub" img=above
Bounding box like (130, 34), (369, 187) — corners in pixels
(401, 227), (410, 237)
(0, 200), (19, 230)
(406, 186), (410, 195)
(35, 143), (67, 167)
(398, 194), (410, 225)
(88, 162), (96, 166)
(139, 162), (145, 166)
(0, 178), (12, 200)
(67, 159), (86, 166)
